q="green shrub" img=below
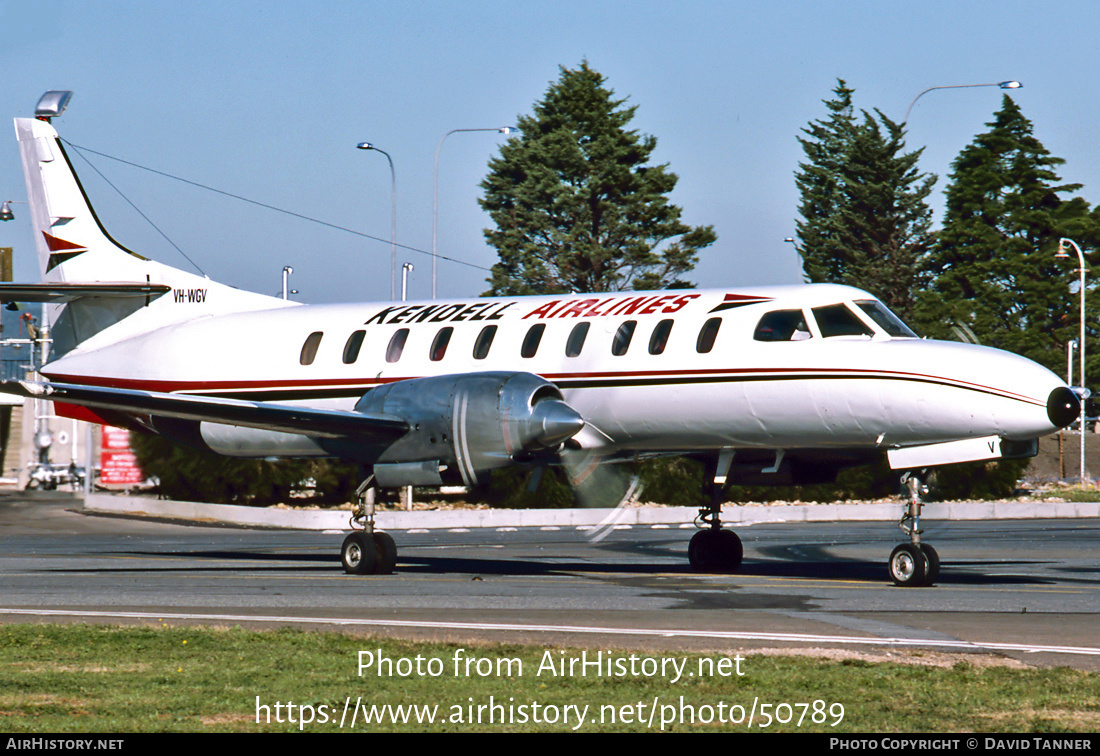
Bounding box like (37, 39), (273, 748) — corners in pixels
(128, 430), (361, 506)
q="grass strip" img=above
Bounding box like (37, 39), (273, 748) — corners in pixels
(1, 623), (1098, 732)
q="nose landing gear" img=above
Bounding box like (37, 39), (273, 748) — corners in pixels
(891, 472), (939, 587)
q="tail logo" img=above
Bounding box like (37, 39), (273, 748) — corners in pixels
(42, 232), (88, 272)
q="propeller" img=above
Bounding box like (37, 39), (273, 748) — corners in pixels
(555, 420), (643, 542)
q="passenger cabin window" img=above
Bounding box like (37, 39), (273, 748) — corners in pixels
(754, 310), (811, 342)
(696, 318), (721, 353)
(612, 320), (637, 356)
(473, 325), (496, 360)
(812, 304), (875, 338)
(566, 322), (590, 357)
(649, 319), (673, 355)
(521, 323), (545, 358)
(342, 330), (366, 364)
(430, 327), (453, 361)
(855, 300), (917, 338)
(386, 328), (410, 363)
(300, 331), (323, 365)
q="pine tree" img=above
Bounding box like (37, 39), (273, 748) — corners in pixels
(794, 80), (858, 284)
(917, 96), (1100, 381)
(480, 62), (716, 295)
(794, 82), (935, 321)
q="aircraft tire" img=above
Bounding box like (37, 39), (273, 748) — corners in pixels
(688, 529), (743, 573)
(888, 543), (927, 587)
(919, 543), (940, 586)
(372, 532), (397, 575)
(341, 532), (378, 575)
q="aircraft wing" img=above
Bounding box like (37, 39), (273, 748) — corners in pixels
(0, 282), (171, 303)
(0, 380), (409, 441)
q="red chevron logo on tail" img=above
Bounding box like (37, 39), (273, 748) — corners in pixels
(42, 231), (88, 272)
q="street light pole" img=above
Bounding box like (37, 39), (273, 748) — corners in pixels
(401, 262), (413, 302)
(356, 142), (397, 300)
(281, 266), (293, 300)
(903, 81), (1021, 123)
(432, 126), (517, 299)
(1057, 237), (1089, 482)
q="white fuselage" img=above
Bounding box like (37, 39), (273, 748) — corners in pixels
(40, 284), (1068, 459)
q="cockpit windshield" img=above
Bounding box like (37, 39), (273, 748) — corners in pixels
(810, 304), (874, 338)
(854, 300), (918, 338)
(753, 299), (919, 342)
(753, 309), (812, 341)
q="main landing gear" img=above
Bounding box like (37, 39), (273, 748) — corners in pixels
(688, 451), (744, 573)
(341, 477), (398, 575)
(889, 471), (939, 587)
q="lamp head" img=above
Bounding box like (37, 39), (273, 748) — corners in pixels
(34, 90), (72, 122)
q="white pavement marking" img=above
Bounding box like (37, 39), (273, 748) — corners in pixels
(2, 607), (1098, 658)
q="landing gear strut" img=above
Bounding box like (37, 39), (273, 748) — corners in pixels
(342, 476), (398, 575)
(890, 472), (939, 587)
(688, 451), (743, 573)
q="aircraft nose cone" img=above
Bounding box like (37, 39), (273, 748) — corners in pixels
(529, 399), (586, 449)
(1047, 386), (1081, 429)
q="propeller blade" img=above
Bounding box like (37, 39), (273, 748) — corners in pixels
(559, 446), (641, 510)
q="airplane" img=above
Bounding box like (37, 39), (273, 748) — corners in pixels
(0, 93), (1082, 587)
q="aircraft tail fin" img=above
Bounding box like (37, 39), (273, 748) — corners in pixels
(15, 117), (149, 283)
(12, 116), (287, 357)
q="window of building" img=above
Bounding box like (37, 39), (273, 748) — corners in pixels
(521, 323), (545, 358)
(696, 318), (721, 353)
(612, 320), (637, 356)
(430, 327), (453, 361)
(342, 330), (366, 363)
(300, 331), (323, 365)
(649, 319), (674, 355)
(566, 322), (590, 357)
(386, 328), (410, 363)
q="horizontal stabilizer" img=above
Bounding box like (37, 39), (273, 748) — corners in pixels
(0, 282), (171, 304)
(0, 381), (409, 441)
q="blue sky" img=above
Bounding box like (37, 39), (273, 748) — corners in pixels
(1, 0), (1099, 304)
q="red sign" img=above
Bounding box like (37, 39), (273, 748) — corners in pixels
(100, 425), (144, 485)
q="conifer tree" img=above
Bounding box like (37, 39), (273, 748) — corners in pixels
(794, 80), (859, 284)
(917, 96), (1100, 381)
(794, 81), (935, 321)
(480, 62), (715, 295)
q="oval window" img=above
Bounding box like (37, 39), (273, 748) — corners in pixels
(430, 327), (453, 361)
(521, 323), (545, 358)
(566, 322), (590, 358)
(300, 331), (323, 365)
(612, 320), (637, 356)
(696, 318), (721, 353)
(386, 329), (410, 363)
(649, 319), (673, 355)
(342, 330), (366, 364)
(473, 325), (497, 360)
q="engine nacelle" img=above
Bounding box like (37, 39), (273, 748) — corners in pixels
(354, 371), (584, 488)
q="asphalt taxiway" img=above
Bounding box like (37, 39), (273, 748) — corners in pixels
(1, 491), (1098, 670)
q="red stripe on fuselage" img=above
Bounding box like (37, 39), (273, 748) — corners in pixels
(40, 366), (1044, 407)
